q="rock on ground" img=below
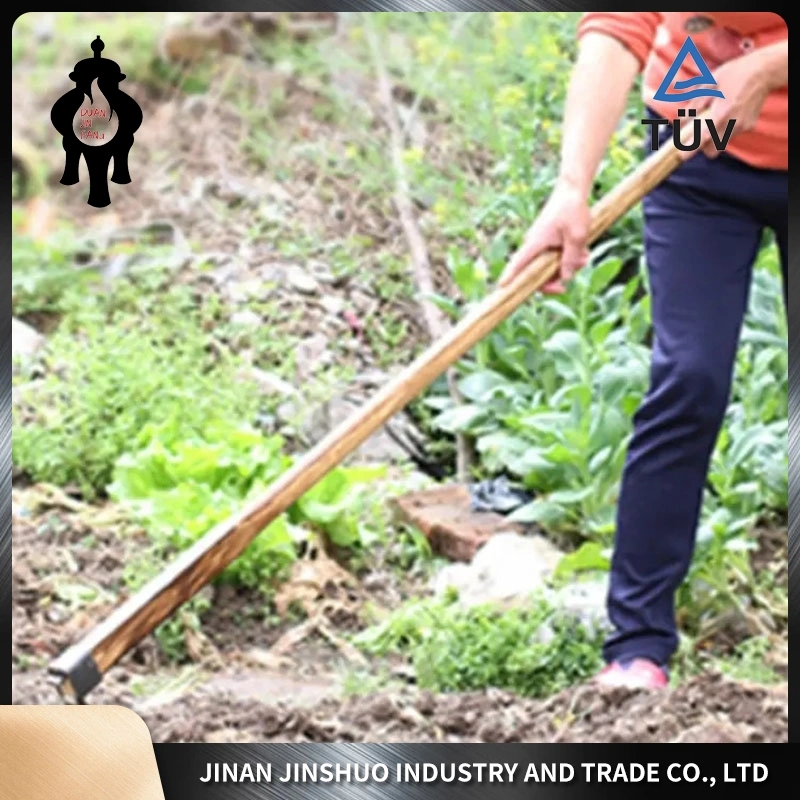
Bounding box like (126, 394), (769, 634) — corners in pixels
(12, 318), (45, 366)
(430, 531), (563, 607)
(290, 393), (413, 464)
(428, 530), (610, 630)
(547, 576), (610, 631)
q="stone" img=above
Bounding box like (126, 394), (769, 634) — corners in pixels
(349, 288), (377, 314)
(309, 261), (337, 284)
(276, 400), (301, 425)
(355, 368), (389, 387)
(548, 575), (610, 631)
(298, 394), (410, 463)
(225, 278), (265, 304)
(294, 333), (329, 365)
(430, 562), (472, 597)
(12, 318), (45, 366)
(393, 484), (526, 562)
(286, 266), (319, 295)
(243, 368), (298, 398)
(230, 309), (262, 328)
(430, 531), (564, 608)
(319, 295), (345, 316)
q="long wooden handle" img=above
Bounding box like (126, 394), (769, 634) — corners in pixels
(48, 137), (687, 701)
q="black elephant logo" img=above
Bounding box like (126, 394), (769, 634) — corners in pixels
(50, 36), (143, 208)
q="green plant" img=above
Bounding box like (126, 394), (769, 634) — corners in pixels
(428, 252), (651, 539)
(671, 634), (783, 686)
(13, 9), (786, 674)
(110, 415), (387, 581)
(122, 551), (214, 662)
(709, 247), (788, 518)
(12, 280), (262, 499)
(11, 225), (98, 317)
(108, 414), (388, 661)
(423, 239), (785, 640)
(715, 636), (782, 684)
(109, 420), (300, 587)
(353, 593), (603, 698)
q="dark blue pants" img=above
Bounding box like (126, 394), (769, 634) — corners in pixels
(602, 123), (788, 667)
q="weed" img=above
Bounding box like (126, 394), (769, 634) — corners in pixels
(11, 218), (98, 318)
(13, 277), (262, 500)
(353, 593), (603, 698)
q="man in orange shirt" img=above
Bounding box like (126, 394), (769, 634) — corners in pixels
(500, 13), (788, 689)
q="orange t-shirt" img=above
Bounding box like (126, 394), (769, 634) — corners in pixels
(577, 12), (788, 170)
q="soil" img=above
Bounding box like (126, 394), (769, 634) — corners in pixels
(10, 488), (423, 712)
(11, 490), (788, 744)
(136, 672), (788, 744)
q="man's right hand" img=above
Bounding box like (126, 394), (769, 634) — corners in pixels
(498, 179), (592, 293)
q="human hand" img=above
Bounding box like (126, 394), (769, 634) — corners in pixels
(686, 48), (776, 158)
(497, 179), (591, 294)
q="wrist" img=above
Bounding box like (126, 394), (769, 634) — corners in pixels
(555, 170), (592, 199)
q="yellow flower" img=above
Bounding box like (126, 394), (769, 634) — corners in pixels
(433, 198), (449, 220)
(492, 12), (516, 32)
(507, 182), (527, 196)
(543, 39), (560, 58)
(416, 35), (437, 64)
(477, 53), (494, 65)
(494, 84), (527, 111)
(523, 44), (537, 59)
(402, 147), (425, 166)
(494, 40), (511, 59)
(541, 119), (551, 132)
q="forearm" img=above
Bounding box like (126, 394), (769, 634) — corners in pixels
(755, 40), (787, 91)
(557, 32), (641, 198)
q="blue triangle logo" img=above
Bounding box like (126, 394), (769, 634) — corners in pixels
(653, 36), (725, 102)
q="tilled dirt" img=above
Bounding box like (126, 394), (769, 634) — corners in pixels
(12, 487), (790, 745)
(10, 488), (416, 709)
(11, 489), (297, 697)
(12, 489), (789, 745)
(137, 672), (787, 744)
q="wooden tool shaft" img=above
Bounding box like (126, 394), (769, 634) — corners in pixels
(49, 139), (686, 699)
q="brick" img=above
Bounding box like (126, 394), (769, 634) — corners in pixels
(392, 483), (524, 562)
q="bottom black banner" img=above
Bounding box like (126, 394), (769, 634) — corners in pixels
(154, 743), (781, 799)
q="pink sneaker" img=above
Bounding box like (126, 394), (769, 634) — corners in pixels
(594, 658), (669, 689)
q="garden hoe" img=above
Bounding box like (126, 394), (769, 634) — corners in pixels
(47, 123), (701, 703)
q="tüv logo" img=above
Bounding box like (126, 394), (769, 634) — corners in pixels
(643, 37), (734, 153)
(653, 36), (725, 102)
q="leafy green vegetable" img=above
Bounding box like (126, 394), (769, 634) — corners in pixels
(109, 416), (387, 591)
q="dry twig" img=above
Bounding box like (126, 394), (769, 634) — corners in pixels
(364, 19), (475, 480)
